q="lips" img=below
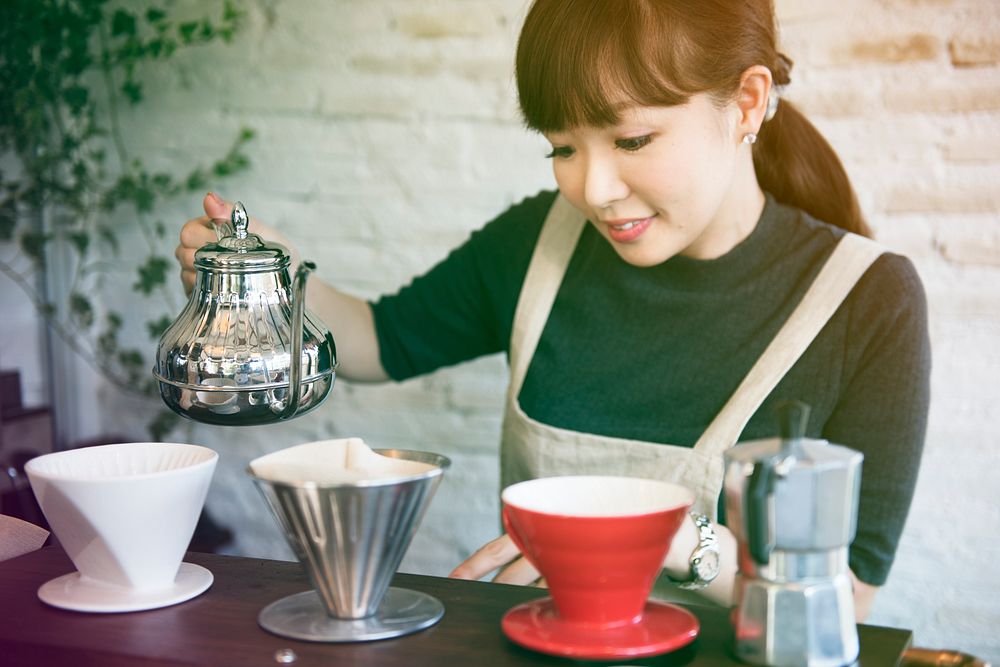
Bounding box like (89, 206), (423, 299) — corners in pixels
(603, 215), (655, 243)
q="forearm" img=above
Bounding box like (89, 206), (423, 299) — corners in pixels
(306, 279), (389, 382)
(241, 218), (389, 383)
(305, 279), (389, 383)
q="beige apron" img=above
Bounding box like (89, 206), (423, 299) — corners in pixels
(500, 195), (884, 519)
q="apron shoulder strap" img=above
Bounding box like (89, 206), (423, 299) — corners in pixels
(508, 195), (586, 400)
(693, 232), (886, 456)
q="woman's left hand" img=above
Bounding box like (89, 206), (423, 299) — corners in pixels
(448, 534), (544, 585)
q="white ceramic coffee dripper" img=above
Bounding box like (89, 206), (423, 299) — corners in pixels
(248, 437), (450, 642)
(25, 442), (218, 613)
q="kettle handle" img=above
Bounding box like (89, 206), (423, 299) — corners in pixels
(747, 401), (812, 565)
(746, 461), (776, 565)
(283, 261), (316, 420)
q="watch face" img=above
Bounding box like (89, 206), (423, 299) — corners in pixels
(694, 550), (720, 581)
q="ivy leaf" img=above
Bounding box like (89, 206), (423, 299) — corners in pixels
(223, 0), (242, 23)
(97, 329), (118, 357)
(133, 255), (170, 294)
(147, 37), (165, 58)
(146, 315), (173, 340)
(0, 198), (15, 241)
(62, 85), (89, 113)
(185, 167), (207, 192)
(72, 160), (89, 181)
(107, 312), (123, 330)
(213, 153), (248, 177)
(145, 8), (167, 24)
(179, 21), (199, 43)
(147, 409), (181, 442)
(117, 349), (145, 369)
(70, 293), (94, 328)
(68, 231), (90, 255)
(151, 172), (174, 193)
(97, 225), (119, 253)
(20, 231), (51, 265)
(135, 182), (155, 211)
(121, 80), (143, 104)
(111, 10), (137, 38)
(154, 221), (166, 237)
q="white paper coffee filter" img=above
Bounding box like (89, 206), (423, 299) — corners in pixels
(249, 437), (435, 485)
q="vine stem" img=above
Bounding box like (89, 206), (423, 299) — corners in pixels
(95, 17), (178, 316)
(0, 259), (136, 390)
(97, 21), (130, 172)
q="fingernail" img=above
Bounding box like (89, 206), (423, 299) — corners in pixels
(207, 192), (224, 207)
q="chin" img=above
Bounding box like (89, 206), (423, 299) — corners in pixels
(612, 246), (675, 268)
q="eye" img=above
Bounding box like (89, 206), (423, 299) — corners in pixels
(545, 145), (575, 159)
(615, 135), (652, 152)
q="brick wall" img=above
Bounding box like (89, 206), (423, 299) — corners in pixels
(70, 0), (1000, 660)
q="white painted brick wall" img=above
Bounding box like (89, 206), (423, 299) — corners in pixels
(5, 0), (997, 661)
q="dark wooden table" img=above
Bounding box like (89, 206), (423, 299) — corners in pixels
(0, 547), (912, 666)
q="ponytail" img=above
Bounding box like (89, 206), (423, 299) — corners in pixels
(754, 100), (872, 238)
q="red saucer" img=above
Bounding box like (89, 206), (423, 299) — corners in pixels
(501, 597), (699, 660)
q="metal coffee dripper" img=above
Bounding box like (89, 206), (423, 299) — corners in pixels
(154, 202), (336, 425)
(248, 441), (451, 642)
(724, 401), (863, 667)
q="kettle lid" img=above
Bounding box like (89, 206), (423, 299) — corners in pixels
(194, 202), (290, 272)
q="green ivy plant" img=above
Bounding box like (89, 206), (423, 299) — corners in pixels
(0, 0), (255, 441)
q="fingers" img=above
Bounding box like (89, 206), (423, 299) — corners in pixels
(174, 243), (197, 267)
(449, 534), (522, 581)
(180, 269), (196, 296)
(175, 217), (215, 287)
(179, 216), (217, 249)
(174, 192), (234, 294)
(492, 555), (541, 586)
(203, 191), (232, 220)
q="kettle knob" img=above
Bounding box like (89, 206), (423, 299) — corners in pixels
(777, 399), (810, 445)
(232, 201), (250, 239)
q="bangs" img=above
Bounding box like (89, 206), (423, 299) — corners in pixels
(516, 1), (700, 132)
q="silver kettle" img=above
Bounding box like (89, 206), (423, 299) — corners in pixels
(153, 202), (337, 426)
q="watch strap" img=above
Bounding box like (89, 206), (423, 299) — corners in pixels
(671, 512), (720, 590)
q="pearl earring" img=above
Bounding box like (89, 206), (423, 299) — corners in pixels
(743, 132), (758, 145)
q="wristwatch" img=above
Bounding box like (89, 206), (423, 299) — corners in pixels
(672, 513), (720, 590)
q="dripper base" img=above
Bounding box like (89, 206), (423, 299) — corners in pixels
(258, 587), (444, 642)
(38, 562), (213, 613)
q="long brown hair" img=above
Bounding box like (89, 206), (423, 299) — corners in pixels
(515, 0), (871, 237)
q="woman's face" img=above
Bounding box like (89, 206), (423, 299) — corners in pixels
(545, 95), (760, 267)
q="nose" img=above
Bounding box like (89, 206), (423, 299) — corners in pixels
(582, 155), (630, 210)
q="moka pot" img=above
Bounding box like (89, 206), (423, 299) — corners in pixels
(724, 402), (863, 667)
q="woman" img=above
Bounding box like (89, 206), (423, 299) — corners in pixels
(176, 0), (929, 620)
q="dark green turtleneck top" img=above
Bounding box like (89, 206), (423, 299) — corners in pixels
(371, 190), (930, 586)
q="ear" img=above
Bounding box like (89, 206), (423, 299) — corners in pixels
(736, 65), (773, 137)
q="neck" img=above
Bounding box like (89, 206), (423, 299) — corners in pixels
(684, 162), (766, 260)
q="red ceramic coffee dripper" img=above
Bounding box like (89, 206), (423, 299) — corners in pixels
(500, 476), (700, 659)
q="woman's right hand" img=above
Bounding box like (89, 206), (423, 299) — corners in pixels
(449, 533), (545, 586)
(176, 192), (228, 294)
(176, 192), (296, 294)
